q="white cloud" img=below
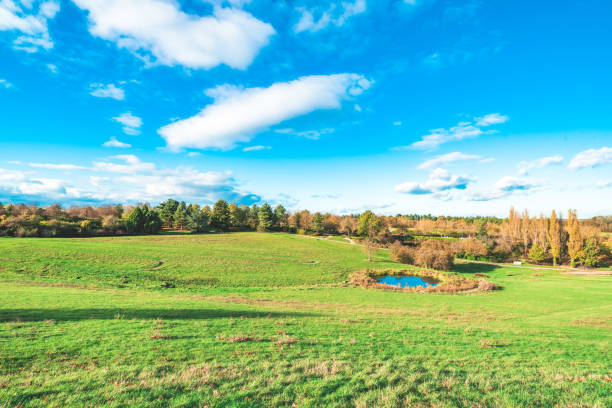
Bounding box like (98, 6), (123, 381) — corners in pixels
(417, 152), (481, 170)
(1, 156), (261, 206)
(112, 112), (142, 135)
(0, 78), (13, 89)
(568, 147), (612, 169)
(393, 121), (402, 126)
(596, 180), (612, 188)
(102, 136), (131, 148)
(186, 152), (201, 157)
(475, 113), (509, 127)
(467, 176), (539, 201)
(406, 113), (508, 150)
(517, 155), (563, 175)
(159, 73), (372, 151)
(72, 0), (275, 70)
(0, 168), (26, 182)
(275, 127), (335, 140)
(242, 145), (270, 152)
(29, 162), (87, 170)
(46, 63), (57, 73)
(90, 83), (125, 100)
(295, 0), (366, 33)
(18, 178), (66, 195)
(93, 154), (155, 174)
(395, 168), (471, 195)
(0, 0), (59, 52)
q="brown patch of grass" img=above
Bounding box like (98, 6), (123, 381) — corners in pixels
(216, 334), (266, 343)
(573, 317), (611, 328)
(274, 335), (298, 346)
(480, 339), (509, 348)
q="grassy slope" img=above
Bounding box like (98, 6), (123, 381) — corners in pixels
(0, 233), (610, 408)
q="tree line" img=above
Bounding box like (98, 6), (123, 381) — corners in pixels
(0, 201), (609, 268)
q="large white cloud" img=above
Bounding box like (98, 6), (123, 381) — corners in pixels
(72, 0), (275, 70)
(568, 147), (612, 169)
(159, 73), (372, 151)
(0, 0), (59, 52)
(0, 156), (260, 206)
(395, 168), (471, 195)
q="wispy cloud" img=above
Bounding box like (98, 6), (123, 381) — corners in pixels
(93, 155), (155, 174)
(517, 155), (563, 175)
(468, 176), (540, 201)
(102, 136), (131, 148)
(0, 79), (13, 89)
(395, 168), (472, 195)
(159, 74), (372, 151)
(0, 0), (60, 52)
(294, 0), (366, 33)
(417, 152), (481, 170)
(275, 127), (335, 140)
(112, 112), (142, 135)
(28, 163), (87, 171)
(568, 147), (612, 169)
(90, 83), (125, 100)
(596, 180), (612, 188)
(72, 0), (275, 70)
(401, 113), (508, 150)
(242, 145), (271, 152)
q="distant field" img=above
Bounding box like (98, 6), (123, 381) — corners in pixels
(1, 233), (611, 407)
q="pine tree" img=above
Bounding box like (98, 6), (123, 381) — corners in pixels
(173, 202), (188, 230)
(274, 205), (288, 231)
(312, 212), (324, 234)
(211, 200), (230, 231)
(257, 204), (274, 232)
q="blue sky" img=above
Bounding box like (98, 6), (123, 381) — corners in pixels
(1, 0), (611, 216)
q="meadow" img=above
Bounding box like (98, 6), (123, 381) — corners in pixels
(0, 232), (610, 407)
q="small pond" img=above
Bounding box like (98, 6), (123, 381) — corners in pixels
(376, 275), (439, 288)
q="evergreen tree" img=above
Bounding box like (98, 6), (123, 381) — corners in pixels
(249, 204), (260, 230)
(312, 212), (324, 234)
(125, 206), (144, 234)
(274, 205), (288, 231)
(173, 201), (188, 230)
(142, 205), (163, 233)
(187, 208), (209, 232)
(257, 204), (274, 231)
(158, 199), (179, 228)
(211, 200), (230, 231)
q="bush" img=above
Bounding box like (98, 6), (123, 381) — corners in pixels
(528, 244), (547, 263)
(413, 240), (454, 271)
(580, 237), (602, 267)
(455, 237), (488, 259)
(389, 241), (414, 264)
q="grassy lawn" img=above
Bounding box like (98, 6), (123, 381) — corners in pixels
(0, 233), (610, 407)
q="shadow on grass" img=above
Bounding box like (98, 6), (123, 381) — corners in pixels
(452, 262), (502, 274)
(0, 308), (318, 322)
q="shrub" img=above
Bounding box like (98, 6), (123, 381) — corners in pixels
(580, 237), (603, 267)
(455, 237), (488, 259)
(389, 241), (414, 264)
(413, 240), (454, 271)
(528, 244), (547, 263)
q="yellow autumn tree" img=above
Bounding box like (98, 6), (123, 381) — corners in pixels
(567, 209), (583, 267)
(547, 210), (562, 266)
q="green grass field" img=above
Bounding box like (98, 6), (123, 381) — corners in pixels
(1, 233), (610, 407)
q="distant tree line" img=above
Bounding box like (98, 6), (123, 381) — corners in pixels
(0, 201), (610, 268)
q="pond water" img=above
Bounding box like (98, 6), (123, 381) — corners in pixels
(376, 275), (439, 288)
